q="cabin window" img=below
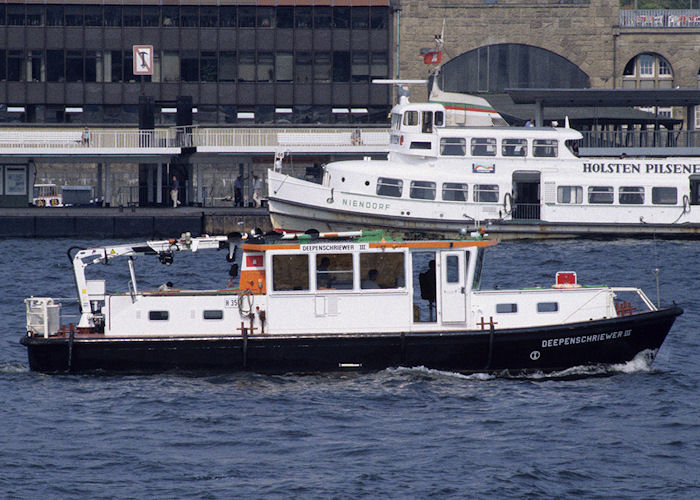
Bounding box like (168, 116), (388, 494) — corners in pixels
(472, 249), (484, 290)
(652, 187), (677, 205)
(435, 111), (444, 127)
(410, 181), (436, 200)
(149, 311), (169, 321)
(537, 302), (559, 313)
(360, 252), (405, 289)
(409, 141), (432, 150)
(377, 178), (403, 197)
(471, 138), (497, 156)
(533, 139), (558, 157)
(440, 137), (466, 156)
(316, 254), (353, 290)
(502, 139), (527, 157)
(442, 183), (468, 202)
(391, 113), (402, 130)
(496, 303), (518, 313)
(473, 184), (499, 203)
(446, 255), (459, 283)
(557, 186), (583, 204)
(588, 186), (614, 204)
(272, 254), (309, 291)
(203, 310), (224, 320)
(619, 186), (645, 205)
(403, 111), (418, 126)
(422, 111), (433, 133)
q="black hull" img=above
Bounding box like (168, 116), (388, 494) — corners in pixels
(21, 307), (682, 375)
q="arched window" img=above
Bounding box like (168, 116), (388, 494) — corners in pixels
(622, 53), (674, 89)
(438, 44), (589, 93)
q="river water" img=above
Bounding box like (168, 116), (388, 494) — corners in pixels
(1, 237), (698, 498)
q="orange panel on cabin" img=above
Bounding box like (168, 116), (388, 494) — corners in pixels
(240, 270), (267, 294)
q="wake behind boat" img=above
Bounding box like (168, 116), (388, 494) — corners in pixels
(21, 230), (681, 374)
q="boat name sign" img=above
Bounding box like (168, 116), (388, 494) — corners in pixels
(541, 329), (631, 349)
(300, 243), (369, 252)
(583, 162), (700, 175)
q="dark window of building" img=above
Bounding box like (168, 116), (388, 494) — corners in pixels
(143, 6), (159, 27)
(333, 7), (350, 28)
(314, 7), (332, 28)
(257, 53), (274, 82)
(110, 50), (123, 82)
(149, 311), (169, 321)
(162, 51), (179, 82)
(181, 6), (198, 27)
(46, 105), (65, 123)
(0, 6), (5, 26)
(104, 6), (121, 27)
(219, 6), (236, 27)
(200, 6), (217, 28)
(314, 52), (331, 82)
(377, 178), (403, 197)
(277, 7), (293, 28)
(238, 52), (255, 81)
(201, 51), (217, 82)
(239, 7), (256, 28)
(351, 52), (369, 82)
(47, 50), (64, 82)
(276, 53), (293, 82)
(46, 6), (64, 26)
(219, 52), (236, 82)
(84, 6), (102, 27)
(203, 310), (224, 320)
(65, 5), (83, 27)
(352, 7), (369, 29)
(27, 5), (43, 26)
(66, 50), (83, 82)
(257, 7), (274, 28)
(7, 50), (23, 81)
(296, 7), (312, 28)
(295, 52), (312, 83)
(162, 6), (178, 27)
(124, 50), (134, 81)
(370, 8), (387, 29)
(85, 51), (97, 82)
(123, 6), (140, 27)
(181, 51), (198, 82)
(0, 50), (7, 81)
(332, 51), (350, 82)
(371, 52), (388, 79)
(7, 5), (25, 26)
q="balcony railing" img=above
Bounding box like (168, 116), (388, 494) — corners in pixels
(620, 9), (700, 28)
(580, 130), (700, 148)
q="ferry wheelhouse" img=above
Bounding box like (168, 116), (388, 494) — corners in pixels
(22, 231), (681, 374)
(267, 88), (700, 237)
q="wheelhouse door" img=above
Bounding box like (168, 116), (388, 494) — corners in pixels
(440, 251), (467, 323)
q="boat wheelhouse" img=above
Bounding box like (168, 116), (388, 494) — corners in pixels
(22, 231), (681, 374)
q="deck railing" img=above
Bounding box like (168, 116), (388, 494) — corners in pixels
(191, 127), (390, 148)
(579, 130), (700, 149)
(620, 9), (700, 28)
(0, 128), (178, 149)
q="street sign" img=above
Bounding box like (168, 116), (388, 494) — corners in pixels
(133, 45), (153, 76)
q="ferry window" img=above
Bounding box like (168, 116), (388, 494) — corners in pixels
(471, 138), (496, 156)
(377, 178), (403, 197)
(496, 303), (518, 313)
(316, 254), (353, 290)
(588, 186), (614, 204)
(422, 112), (433, 133)
(442, 183), (468, 202)
(557, 186), (583, 204)
(446, 255), (459, 283)
(472, 249), (485, 290)
(360, 252), (405, 289)
(473, 184), (499, 203)
(409, 142), (432, 150)
(537, 302), (559, 313)
(403, 111), (418, 126)
(502, 139), (527, 157)
(435, 111), (444, 127)
(619, 186), (645, 205)
(652, 187), (677, 205)
(440, 137), (466, 156)
(272, 254), (309, 291)
(203, 310), (224, 320)
(410, 181), (436, 200)
(533, 139), (558, 157)
(391, 113), (402, 130)
(149, 311), (169, 321)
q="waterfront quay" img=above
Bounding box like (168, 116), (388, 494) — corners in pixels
(0, 206), (272, 239)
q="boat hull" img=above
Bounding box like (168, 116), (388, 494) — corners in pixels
(21, 306), (682, 375)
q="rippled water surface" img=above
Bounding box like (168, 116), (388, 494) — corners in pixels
(1, 238), (699, 498)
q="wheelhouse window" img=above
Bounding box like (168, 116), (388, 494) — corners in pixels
(445, 255), (459, 283)
(471, 138), (496, 156)
(502, 139), (527, 157)
(149, 311), (169, 321)
(203, 310), (224, 320)
(473, 184), (499, 203)
(440, 137), (466, 156)
(537, 302), (559, 313)
(403, 111), (418, 126)
(272, 254), (309, 291)
(434, 111), (444, 127)
(619, 186), (645, 205)
(652, 187), (677, 205)
(410, 181), (436, 200)
(442, 183), (468, 202)
(377, 178), (403, 197)
(588, 186), (614, 204)
(533, 139), (558, 157)
(557, 186), (583, 204)
(360, 252), (405, 289)
(496, 303), (518, 313)
(316, 254), (353, 290)
(391, 113), (402, 130)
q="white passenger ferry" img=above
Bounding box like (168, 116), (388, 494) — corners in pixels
(22, 231), (681, 374)
(267, 85), (700, 238)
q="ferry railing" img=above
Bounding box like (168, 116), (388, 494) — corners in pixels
(511, 203), (541, 220)
(580, 130), (700, 149)
(620, 9), (700, 28)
